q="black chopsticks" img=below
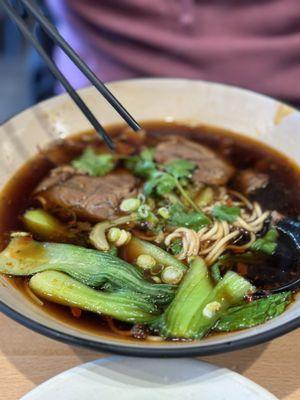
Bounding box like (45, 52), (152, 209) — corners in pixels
(1, 0), (141, 150)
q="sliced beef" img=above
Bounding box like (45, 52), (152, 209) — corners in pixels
(154, 136), (234, 185)
(35, 167), (139, 222)
(234, 169), (269, 195)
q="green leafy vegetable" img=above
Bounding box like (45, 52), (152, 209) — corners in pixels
(144, 171), (177, 196)
(158, 266), (255, 339)
(22, 208), (74, 242)
(0, 236), (175, 305)
(30, 271), (159, 323)
(165, 159), (196, 180)
(212, 205), (241, 223)
(72, 148), (116, 176)
(211, 262), (222, 283)
(168, 238), (182, 256)
(125, 148), (156, 179)
(251, 228), (278, 255)
(169, 204), (210, 230)
(215, 291), (292, 332)
(106, 245), (118, 257)
(185, 271), (254, 339)
(156, 257), (213, 338)
(131, 153), (199, 211)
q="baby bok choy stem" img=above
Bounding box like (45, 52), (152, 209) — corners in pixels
(123, 236), (186, 272)
(22, 209), (74, 242)
(29, 271), (159, 323)
(158, 257), (213, 338)
(0, 236), (175, 305)
(158, 259), (255, 339)
(186, 271), (255, 339)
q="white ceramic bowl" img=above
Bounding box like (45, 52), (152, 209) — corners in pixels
(0, 79), (299, 357)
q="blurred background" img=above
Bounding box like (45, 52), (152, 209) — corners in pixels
(0, 0), (55, 122)
(1, 0), (300, 123)
(0, 6), (31, 122)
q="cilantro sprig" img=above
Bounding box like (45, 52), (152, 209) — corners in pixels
(125, 149), (200, 211)
(125, 148), (156, 179)
(165, 159), (196, 180)
(72, 148), (116, 176)
(143, 157), (199, 210)
(168, 203), (210, 230)
(212, 205), (241, 223)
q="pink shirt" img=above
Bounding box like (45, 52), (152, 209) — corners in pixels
(49, 0), (300, 102)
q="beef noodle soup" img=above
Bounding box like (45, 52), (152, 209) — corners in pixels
(0, 122), (299, 342)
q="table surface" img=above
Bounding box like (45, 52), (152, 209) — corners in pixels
(0, 313), (299, 400)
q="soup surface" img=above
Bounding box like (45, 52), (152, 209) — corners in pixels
(0, 122), (299, 342)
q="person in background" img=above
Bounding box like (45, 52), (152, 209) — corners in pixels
(43, 0), (300, 107)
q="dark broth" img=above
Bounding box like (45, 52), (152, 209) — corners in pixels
(1, 122), (300, 341)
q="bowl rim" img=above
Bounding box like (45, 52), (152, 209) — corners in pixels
(0, 78), (299, 356)
(1, 300), (299, 357)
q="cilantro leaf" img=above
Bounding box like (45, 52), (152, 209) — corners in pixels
(72, 148), (116, 176)
(144, 172), (177, 196)
(125, 148), (156, 179)
(169, 204), (210, 230)
(251, 228), (278, 255)
(212, 205), (241, 223)
(165, 159), (196, 180)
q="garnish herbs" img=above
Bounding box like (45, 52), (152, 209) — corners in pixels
(169, 204), (210, 230)
(212, 205), (241, 223)
(125, 148), (156, 179)
(251, 228), (278, 255)
(72, 148), (116, 176)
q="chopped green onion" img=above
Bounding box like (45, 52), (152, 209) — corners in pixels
(138, 204), (150, 219)
(157, 207), (170, 219)
(161, 266), (184, 285)
(120, 198), (141, 212)
(107, 227), (122, 243)
(136, 254), (156, 270)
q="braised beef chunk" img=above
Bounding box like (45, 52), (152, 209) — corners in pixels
(35, 166), (78, 193)
(155, 136), (234, 185)
(35, 168), (139, 221)
(234, 169), (269, 195)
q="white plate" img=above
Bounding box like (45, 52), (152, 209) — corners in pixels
(21, 356), (277, 400)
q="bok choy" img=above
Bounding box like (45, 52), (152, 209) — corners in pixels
(157, 257), (255, 339)
(0, 236), (175, 305)
(123, 236), (186, 271)
(215, 291), (292, 332)
(30, 271), (159, 323)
